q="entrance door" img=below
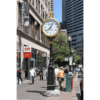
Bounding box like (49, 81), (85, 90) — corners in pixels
(24, 58), (29, 78)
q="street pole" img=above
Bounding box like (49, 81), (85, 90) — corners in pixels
(47, 38), (55, 90)
(69, 41), (71, 72)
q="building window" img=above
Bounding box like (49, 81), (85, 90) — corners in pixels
(79, 33), (83, 36)
(72, 39), (76, 42)
(72, 35), (77, 37)
(32, 0), (34, 6)
(43, 12), (44, 19)
(36, 0), (37, 10)
(72, 43), (76, 45)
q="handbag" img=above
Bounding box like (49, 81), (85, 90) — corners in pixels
(57, 77), (64, 81)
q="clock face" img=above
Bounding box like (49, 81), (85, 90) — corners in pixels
(42, 19), (59, 36)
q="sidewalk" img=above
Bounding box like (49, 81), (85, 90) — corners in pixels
(17, 74), (80, 100)
(21, 76), (39, 84)
(46, 73), (79, 100)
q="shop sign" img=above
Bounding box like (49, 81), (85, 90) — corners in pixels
(20, 2), (30, 26)
(31, 58), (35, 61)
(24, 46), (31, 52)
(38, 51), (42, 54)
(42, 53), (46, 57)
(16, 51), (20, 58)
(24, 52), (31, 58)
(48, 54), (50, 57)
(17, 52), (20, 58)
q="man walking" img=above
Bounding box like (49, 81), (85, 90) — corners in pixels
(43, 68), (48, 81)
(55, 66), (60, 86)
(39, 68), (43, 81)
(57, 67), (65, 91)
(29, 67), (36, 84)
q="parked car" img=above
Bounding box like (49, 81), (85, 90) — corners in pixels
(80, 78), (83, 100)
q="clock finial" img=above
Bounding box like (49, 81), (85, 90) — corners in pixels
(49, 11), (54, 18)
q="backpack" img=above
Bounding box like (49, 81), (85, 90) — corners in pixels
(17, 70), (21, 77)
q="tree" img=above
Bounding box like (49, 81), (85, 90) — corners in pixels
(52, 32), (81, 66)
(71, 47), (81, 65)
(52, 32), (69, 66)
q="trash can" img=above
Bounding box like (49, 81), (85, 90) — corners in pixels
(65, 74), (72, 92)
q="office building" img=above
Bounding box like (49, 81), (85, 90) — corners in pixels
(62, 0), (83, 62)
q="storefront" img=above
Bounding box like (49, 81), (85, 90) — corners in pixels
(17, 43), (21, 69)
(23, 46), (47, 79)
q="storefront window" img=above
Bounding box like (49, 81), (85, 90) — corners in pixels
(31, 53), (37, 68)
(42, 52), (47, 68)
(37, 54), (42, 68)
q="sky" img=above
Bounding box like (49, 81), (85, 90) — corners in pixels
(54, 0), (62, 23)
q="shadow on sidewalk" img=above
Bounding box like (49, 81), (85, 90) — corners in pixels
(27, 83), (33, 85)
(41, 87), (47, 88)
(26, 90), (43, 95)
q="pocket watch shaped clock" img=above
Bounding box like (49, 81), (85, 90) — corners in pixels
(42, 18), (61, 37)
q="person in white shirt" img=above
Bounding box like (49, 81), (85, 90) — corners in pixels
(43, 68), (48, 81)
(55, 66), (60, 86)
(29, 67), (36, 84)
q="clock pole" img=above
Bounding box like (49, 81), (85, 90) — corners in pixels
(46, 12), (55, 90)
(41, 11), (61, 93)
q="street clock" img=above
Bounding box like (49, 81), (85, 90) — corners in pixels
(42, 12), (61, 37)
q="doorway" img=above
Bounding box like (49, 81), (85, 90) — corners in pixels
(24, 58), (29, 78)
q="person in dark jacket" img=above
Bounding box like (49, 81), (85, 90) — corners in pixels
(17, 69), (22, 84)
(39, 68), (43, 81)
(64, 68), (69, 75)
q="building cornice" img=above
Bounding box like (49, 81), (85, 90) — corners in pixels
(17, 28), (50, 50)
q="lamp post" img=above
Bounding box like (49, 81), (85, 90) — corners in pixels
(72, 50), (74, 71)
(68, 36), (72, 72)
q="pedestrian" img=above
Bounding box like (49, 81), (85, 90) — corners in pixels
(39, 68), (43, 81)
(37, 69), (39, 78)
(29, 67), (36, 84)
(64, 67), (69, 76)
(57, 67), (65, 91)
(43, 68), (48, 81)
(55, 66), (60, 86)
(17, 69), (22, 84)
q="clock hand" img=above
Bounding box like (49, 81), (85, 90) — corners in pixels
(47, 23), (53, 31)
(45, 23), (53, 31)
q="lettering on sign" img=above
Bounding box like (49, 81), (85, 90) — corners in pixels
(24, 47), (30, 51)
(24, 52), (31, 58)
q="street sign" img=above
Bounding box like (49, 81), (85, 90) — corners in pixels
(69, 56), (73, 65)
(65, 57), (68, 61)
(78, 64), (82, 68)
(73, 62), (75, 65)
